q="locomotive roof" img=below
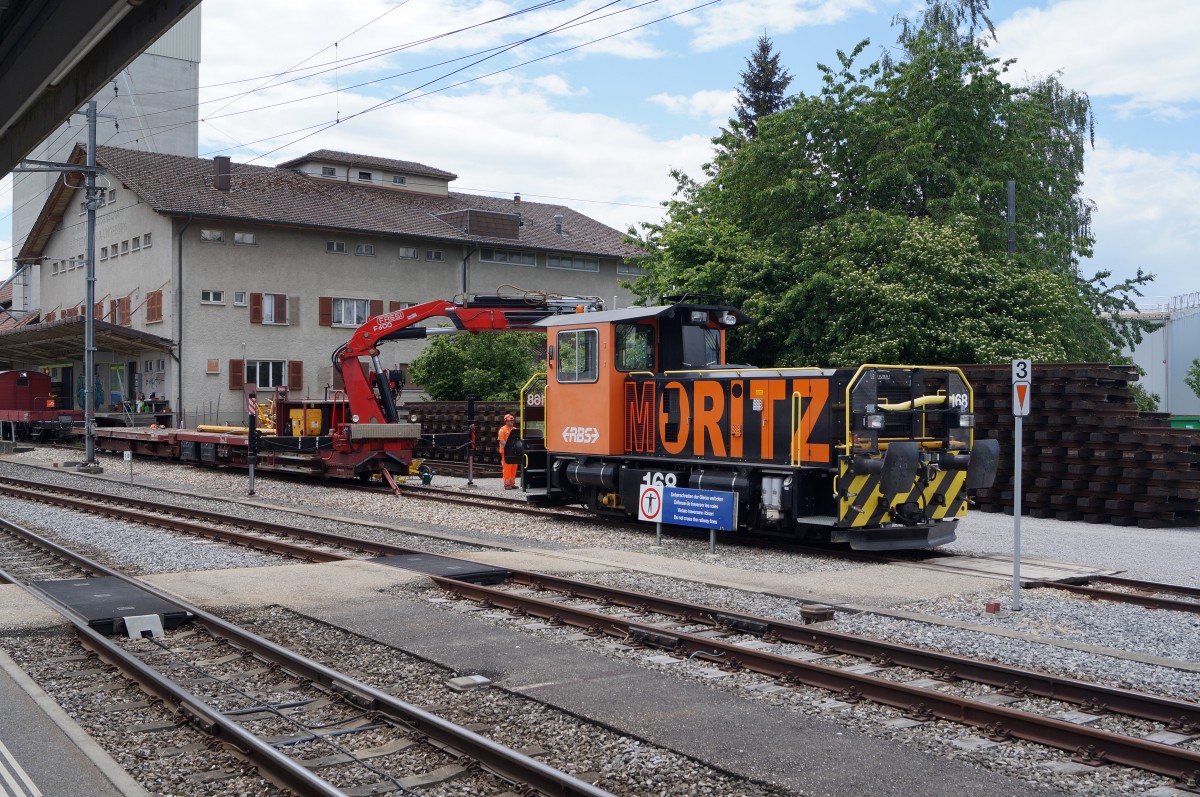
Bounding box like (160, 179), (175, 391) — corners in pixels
(532, 303), (752, 328)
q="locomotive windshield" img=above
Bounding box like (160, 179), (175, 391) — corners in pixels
(556, 329), (599, 382)
(615, 324), (655, 371)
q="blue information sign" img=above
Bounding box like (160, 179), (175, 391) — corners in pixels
(660, 487), (738, 532)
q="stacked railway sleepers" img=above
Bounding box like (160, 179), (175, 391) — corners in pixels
(408, 400), (515, 472)
(963, 363), (1200, 528)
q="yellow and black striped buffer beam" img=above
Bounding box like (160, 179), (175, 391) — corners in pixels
(837, 459), (968, 528)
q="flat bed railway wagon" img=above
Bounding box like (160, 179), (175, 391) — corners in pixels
(0, 369), (81, 441)
(94, 294), (999, 550)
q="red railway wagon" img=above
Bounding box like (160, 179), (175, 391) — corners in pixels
(0, 370), (81, 440)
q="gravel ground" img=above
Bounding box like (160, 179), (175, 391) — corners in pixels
(0, 448), (867, 577)
(4, 445), (1200, 796)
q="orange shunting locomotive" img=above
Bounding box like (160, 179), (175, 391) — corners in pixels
(522, 298), (999, 550)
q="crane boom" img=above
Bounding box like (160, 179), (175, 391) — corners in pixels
(334, 294), (602, 425)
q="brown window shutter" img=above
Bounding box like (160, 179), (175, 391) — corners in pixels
(274, 293), (287, 324)
(45, 311), (56, 322)
(288, 360), (303, 391)
(118, 297), (131, 326)
(388, 301), (401, 313)
(94, 302), (103, 320)
(147, 290), (162, 322)
(319, 296), (333, 326)
(229, 359), (244, 390)
(369, 299), (383, 318)
(250, 292), (263, 324)
(109, 299), (117, 322)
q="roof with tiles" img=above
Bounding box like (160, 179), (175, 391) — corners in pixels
(81, 146), (640, 259)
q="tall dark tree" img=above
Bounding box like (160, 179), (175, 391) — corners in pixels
(732, 35), (793, 139)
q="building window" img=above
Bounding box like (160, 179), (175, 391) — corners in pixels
(327, 241), (347, 254)
(556, 329), (598, 383)
(392, 175), (406, 186)
(143, 232), (152, 248)
(618, 261), (648, 276)
(233, 291), (247, 306)
(100, 246), (109, 261)
(246, 360), (286, 388)
(398, 246), (418, 259)
(321, 166), (336, 177)
(132, 236), (141, 251)
(548, 254), (599, 272)
(201, 289), (225, 304)
(425, 249), (444, 262)
(480, 248), (535, 266)
(234, 232), (257, 246)
(200, 229), (224, 243)
(332, 298), (369, 327)
(354, 243), (376, 257)
(261, 293), (288, 324)
(108, 189), (116, 204)
(357, 171), (372, 182)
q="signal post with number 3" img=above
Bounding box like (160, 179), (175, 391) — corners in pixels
(1011, 359), (1032, 610)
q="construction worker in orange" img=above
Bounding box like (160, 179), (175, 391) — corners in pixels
(499, 413), (518, 489)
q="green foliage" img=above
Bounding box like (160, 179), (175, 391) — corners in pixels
(407, 331), (544, 401)
(1131, 384), (1161, 413)
(1186, 358), (1200, 401)
(628, 0), (1157, 366)
(732, 35), (794, 139)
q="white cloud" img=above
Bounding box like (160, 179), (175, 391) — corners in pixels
(530, 74), (583, 96)
(647, 89), (736, 125)
(996, 0), (1200, 117)
(678, 0), (878, 52)
(1084, 138), (1200, 299)
(199, 80), (709, 233)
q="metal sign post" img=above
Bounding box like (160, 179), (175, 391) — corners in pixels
(1012, 359), (1032, 611)
(245, 383), (258, 497)
(465, 396), (476, 488)
(638, 484), (665, 549)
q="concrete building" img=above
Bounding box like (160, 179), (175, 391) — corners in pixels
(1122, 293), (1200, 416)
(6, 146), (644, 425)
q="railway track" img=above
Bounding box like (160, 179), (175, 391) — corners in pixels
(5, 473), (1200, 789)
(1028, 574), (1200, 615)
(434, 574), (1200, 789)
(0, 516), (616, 797)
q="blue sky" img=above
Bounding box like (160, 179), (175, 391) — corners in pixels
(4, 0), (1198, 304)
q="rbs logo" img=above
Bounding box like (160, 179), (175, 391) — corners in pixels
(562, 426), (600, 444)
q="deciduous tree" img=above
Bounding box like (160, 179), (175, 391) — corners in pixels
(408, 331), (544, 401)
(627, 0), (1156, 366)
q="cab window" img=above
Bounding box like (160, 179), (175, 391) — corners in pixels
(557, 329), (598, 383)
(615, 323), (654, 371)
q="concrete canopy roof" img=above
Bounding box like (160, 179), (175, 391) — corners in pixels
(0, 0), (199, 174)
(0, 317), (173, 363)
